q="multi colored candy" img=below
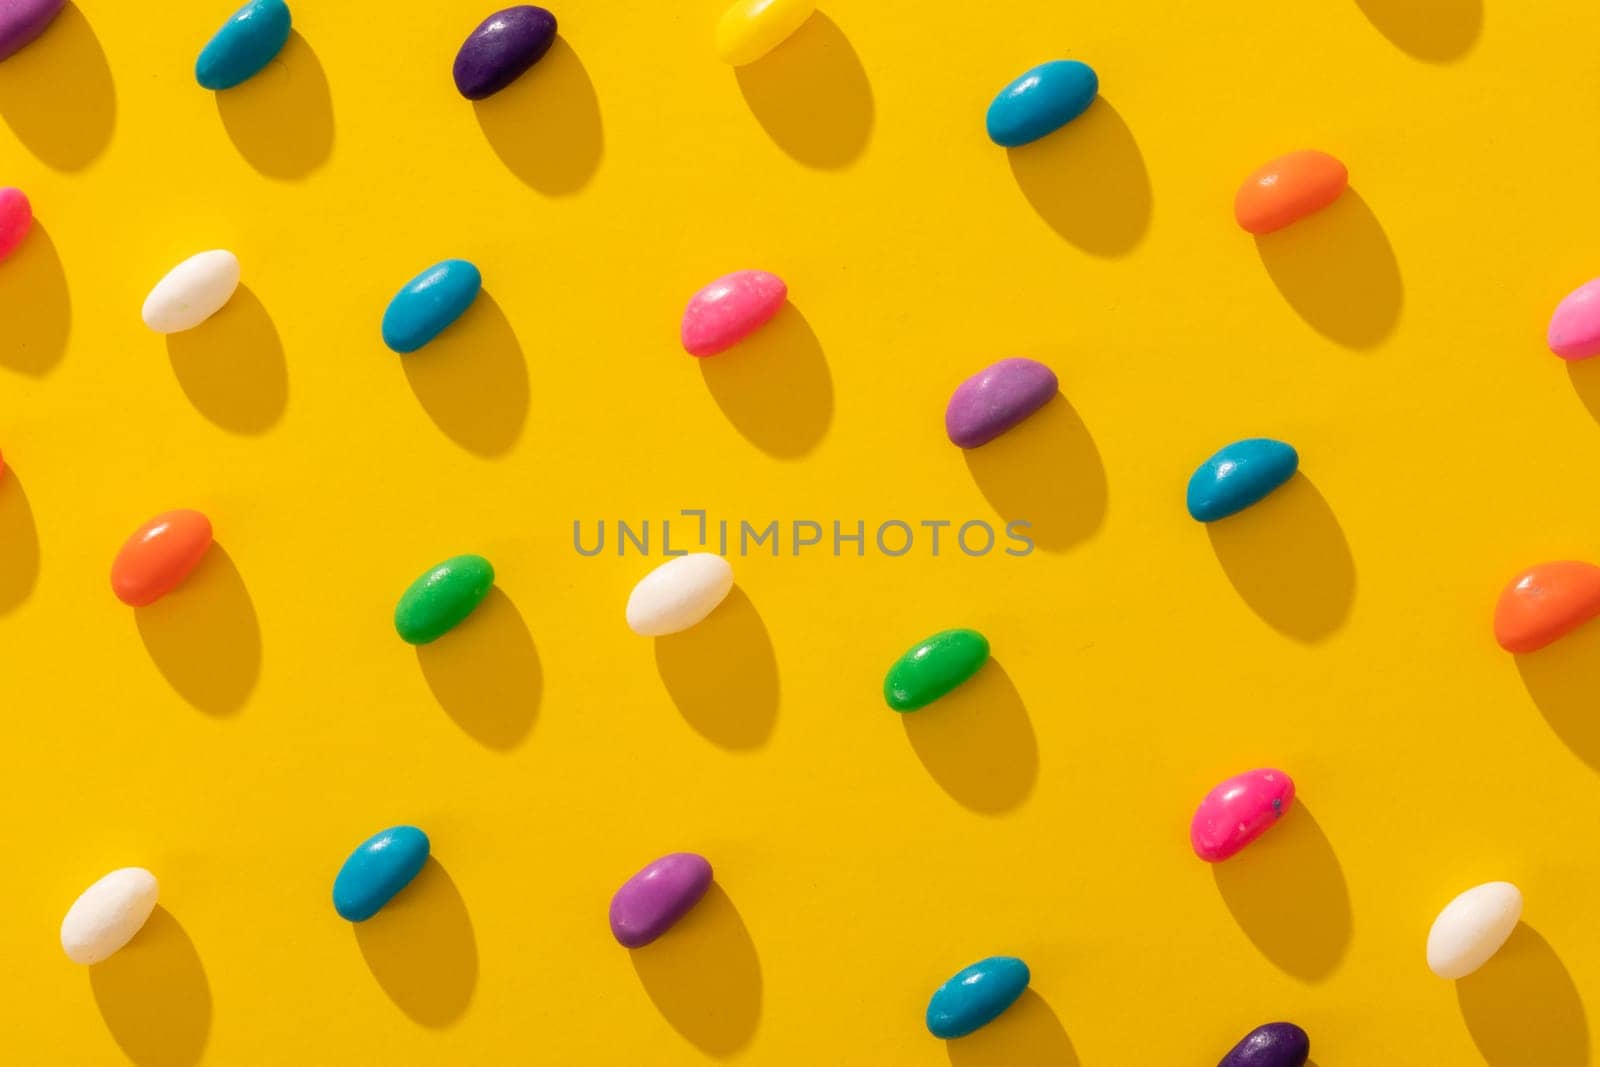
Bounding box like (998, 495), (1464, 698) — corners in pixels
(0, 187), (32, 262)
(1234, 151), (1348, 235)
(945, 357), (1058, 448)
(985, 60), (1098, 148)
(61, 868), (159, 965)
(1493, 560), (1600, 653)
(110, 509), (214, 607)
(884, 629), (989, 711)
(1547, 278), (1600, 360)
(714, 0), (814, 66)
(608, 852), (713, 948)
(453, 6), (557, 100)
(625, 553), (734, 636)
(382, 258), (482, 353)
(394, 554), (495, 645)
(1426, 881), (1521, 979)
(195, 0), (292, 91)
(1186, 438), (1298, 522)
(680, 269), (787, 357)
(333, 826), (430, 922)
(925, 955), (1030, 1038)
(1190, 769), (1294, 862)
(0, 0), (64, 61)
(142, 250), (241, 333)
(1218, 1022), (1310, 1067)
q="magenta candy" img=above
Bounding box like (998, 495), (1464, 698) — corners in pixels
(680, 270), (787, 356)
(945, 357), (1058, 448)
(0, 0), (63, 60)
(1548, 278), (1600, 360)
(0, 188), (30, 262)
(1190, 769), (1295, 862)
(608, 852), (713, 948)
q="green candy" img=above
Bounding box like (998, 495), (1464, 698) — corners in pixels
(394, 555), (495, 645)
(883, 628), (990, 711)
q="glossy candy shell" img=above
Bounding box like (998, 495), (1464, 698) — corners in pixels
(382, 259), (482, 354)
(884, 629), (990, 711)
(1186, 438), (1298, 522)
(1547, 278), (1600, 360)
(1494, 560), (1600, 653)
(945, 357), (1058, 448)
(1218, 1022), (1310, 1067)
(333, 826), (430, 922)
(715, 0), (815, 66)
(985, 60), (1098, 148)
(452, 5), (557, 100)
(1426, 881), (1522, 979)
(0, 187), (32, 261)
(1234, 151), (1348, 235)
(925, 956), (1030, 1039)
(195, 0), (292, 91)
(394, 554), (495, 645)
(680, 270), (787, 356)
(608, 852), (714, 948)
(1190, 769), (1295, 862)
(110, 509), (214, 607)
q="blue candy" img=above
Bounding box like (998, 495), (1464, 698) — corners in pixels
(925, 956), (1030, 1039)
(381, 259), (482, 354)
(1186, 438), (1299, 522)
(195, 0), (292, 91)
(332, 826), (430, 922)
(985, 60), (1098, 148)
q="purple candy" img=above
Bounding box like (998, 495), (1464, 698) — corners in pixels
(1219, 1022), (1310, 1067)
(0, 0), (66, 61)
(452, 5), (557, 101)
(944, 357), (1059, 448)
(609, 852), (713, 948)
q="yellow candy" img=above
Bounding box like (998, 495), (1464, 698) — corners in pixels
(715, 0), (816, 66)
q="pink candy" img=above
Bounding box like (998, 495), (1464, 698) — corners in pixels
(1189, 768), (1295, 862)
(1548, 277), (1600, 360)
(0, 187), (32, 263)
(680, 269), (787, 357)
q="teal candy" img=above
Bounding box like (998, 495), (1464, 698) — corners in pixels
(332, 826), (430, 922)
(195, 0), (291, 91)
(985, 60), (1098, 148)
(382, 259), (482, 354)
(926, 956), (1030, 1038)
(1186, 438), (1299, 522)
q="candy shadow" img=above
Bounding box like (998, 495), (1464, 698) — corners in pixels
(902, 660), (1036, 814)
(1457, 924), (1588, 1066)
(1354, 0), (1482, 62)
(0, 3), (115, 170)
(215, 31), (334, 179)
(474, 37), (602, 195)
(734, 13), (873, 169)
(417, 587), (541, 750)
(962, 394), (1107, 552)
(0, 220), (70, 375)
(1212, 802), (1352, 981)
(653, 586), (778, 750)
(699, 303), (833, 459)
(945, 990), (1079, 1066)
(1255, 189), (1402, 349)
(1206, 473), (1355, 643)
(400, 291), (528, 457)
(89, 907), (212, 1067)
(355, 858), (478, 1028)
(1514, 623), (1600, 773)
(630, 883), (762, 1056)
(1006, 98), (1152, 257)
(1564, 360), (1600, 425)
(166, 284), (287, 434)
(0, 468), (40, 614)
(135, 544), (261, 716)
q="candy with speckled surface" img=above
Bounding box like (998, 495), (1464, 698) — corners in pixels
(1186, 438), (1298, 522)
(1190, 769), (1295, 862)
(453, 5), (557, 100)
(680, 270), (787, 356)
(1427, 881), (1522, 979)
(382, 259), (482, 353)
(1218, 1022), (1310, 1067)
(945, 357), (1058, 447)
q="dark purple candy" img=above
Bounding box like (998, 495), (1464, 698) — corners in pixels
(452, 6), (557, 101)
(1219, 1022), (1310, 1067)
(944, 357), (1058, 448)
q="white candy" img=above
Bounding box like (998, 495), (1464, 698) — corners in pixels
(141, 249), (240, 333)
(1426, 881), (1522, 979)
(625, 553), (734, 636)
(61, 867), (159, 965)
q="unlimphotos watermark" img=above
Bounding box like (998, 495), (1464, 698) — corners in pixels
(573, 510), (1033, 558)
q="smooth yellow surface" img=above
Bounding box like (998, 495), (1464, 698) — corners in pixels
(0, 0), (1594, 1064)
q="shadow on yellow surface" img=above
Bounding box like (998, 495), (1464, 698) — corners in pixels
(166, 283), (287, 434)
(944, 990), (1078, 1067)
(417, 587), (541, 749)
(1255, 189), (1402, 349)
(0, 220), (70, 375)
(700, 302), (833, 459)
(474, 37), (602, 195)
(1353, 0), (1482, 62)
(631, 883), (762, 1056)
(0, 468), (40, 614)
(401, 290), (528, 457)
(215, 31), (334, 179)
(1457, 923), (1589, 1066)
(963, 393), (1106, 552)
(90, 906), (212, 1067)
(1212, 801), (1352, 981)
(135, 544), (261, 716)
(903, 659), (1036, 814)
(355, 858), (479, 1028)
(0, 3), (114, 171)
(734, 13), (873, 169)
(1514, 623), (1600, 772)
(1006, 98), (1151, 257)
(1565, 359), (1600, 424)
(655, 586), (778, 749)
(1206, 473), (1355, 643)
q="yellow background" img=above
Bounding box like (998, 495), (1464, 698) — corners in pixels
(0, 0), (1593, 1063)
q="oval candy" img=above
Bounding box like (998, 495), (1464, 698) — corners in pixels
(1494, 560), (1600, 653)
(0, 187), (32, 262)
(609, 852), (713, 948)
(945, 357), (1058, 448)
(985, 60), (1098, 148)
(382, 259), (482, 354)
(61, 867), (159, 965)
(925, 955), (1030, 1039)
(111, 509), (214, 607)
(1547, 278), (1600, 360)
(715, 0), (814, 66)
(453, 5), (556, 100)
(0, 0), (64, 61)
(1190, 768), (1294, 862)
(1234, 151), (1348, 235)
(1219, 1022), (1310, 1067)
(626, 553), (734, 636)
(394, 554), (494, 645)
(884, 628), (989, 712)
(1427, 881), (1522, 979)
(142, 250), (241, 334)
(681, 269), (786, 357)
(333, 826), (430, 922)
(1186, 438), (1298, 522)
(195, 0), (291, 91)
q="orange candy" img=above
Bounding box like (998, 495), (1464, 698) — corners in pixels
(110, 509), (213, 607)
(1493, 560), (1600, 653)
(1233, 150), (1348, 235)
